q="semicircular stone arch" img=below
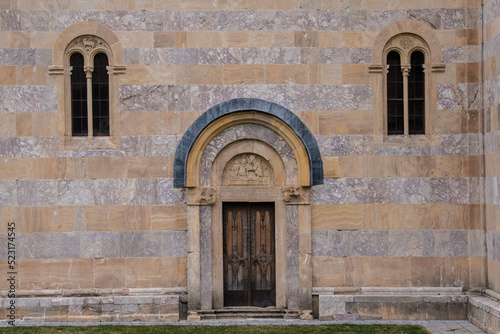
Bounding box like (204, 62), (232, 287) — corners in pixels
(174, 98), (323, 188)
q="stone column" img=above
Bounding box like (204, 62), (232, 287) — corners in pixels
(186, 187), (216, 313)
(283, 186), (313, 320)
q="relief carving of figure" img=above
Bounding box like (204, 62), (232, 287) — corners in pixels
(223, 154), (274, 186)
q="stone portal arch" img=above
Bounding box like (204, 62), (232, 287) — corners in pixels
(176, 99), (321, 320)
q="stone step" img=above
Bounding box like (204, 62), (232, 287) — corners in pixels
(196, 307), (287, 320)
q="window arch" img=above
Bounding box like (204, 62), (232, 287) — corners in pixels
(50, 22), (125, 150)
(369, 20), (445, 138)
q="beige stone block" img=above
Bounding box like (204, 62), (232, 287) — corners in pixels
(416, 155), (436, 177)
(0, 66), (16, 85)
(222, 31), (250, 47)
(247, 31), (274, 47)
(39, 206), (74, 232)
(29, 31), (59, 49)
(0, 158), (28, 180)
(398, 156), (417, 178)
(276, 0), (300, 9)
(154, 31), (175, 48)
(274, 31), (294, 47)
(125, 257), (162, 288)
(436, 155), (463, 177)
(175, 31), (187, 48)
(0, 0), (11, 9)
(120, 65), (149, 85)
(486, 205), (500, 233)
(312, 257), (344, 287)
(20, 259), (94, 290)
(469, 256), (486, 288)
(15, 113), (32, 136)
(318, 111), (374, 135)
(487, 258), (500, 292)
(0, 32), (11, 48)
(410, 257), (441, 286)
(151, 205), (187, 230)
(441, 257), (470, 288)
(95, 258), (126, 288)
(148, 64), (175, 85)
(401, 205), (419, 230)
(0, 207), (13, 234)
(121, 111), (178, 135)
(345, 257), (371, 286)
(176, 65), (222, 85)
(322, 156), (339, 179)
(11, 31), (30, 48)
(45, 306), (69, 322)
(368, 204), (404, 230)
(127, 156), (172, 178)
(126, 205), (150, 230)
(369, 257), (410, 287)
(342, 64), (371, 84)
(186, 31), (221, 48)
(86, 157), (128, 179)
(13, 207), (45, 233)
(319, 64), (342, 84)
(70, 0), (105, 10)
(63, 158), (86, 180)
(223, 65), (266, 85)
(105, 0), (133, 9)
(437, 109), (462, 134)
(161, 257), (187, 287)
(265, 65), (309, 84)
(312, 204), (363, 230)
(86, 206), (126, 231)
(338, 156), (359, 178)
(417, 204), (442, 230)
(318, 31), (342, 47)
(342, 31), (363, 48)
(132, 0), (155, 9)
(0, 113), (15, 137)
(32, 113), (58, 136)
(294, 31), (319, 47)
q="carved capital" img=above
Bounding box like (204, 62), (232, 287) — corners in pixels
(188, 187), (217, 206)
(282, 186), (310, 205)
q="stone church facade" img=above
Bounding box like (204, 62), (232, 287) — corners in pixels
(0, 0), (499, 332)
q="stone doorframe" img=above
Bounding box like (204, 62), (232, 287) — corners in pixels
(173, 99), (323, 319)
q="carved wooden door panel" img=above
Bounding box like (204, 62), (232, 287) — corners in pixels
(223, 203), (275, 307)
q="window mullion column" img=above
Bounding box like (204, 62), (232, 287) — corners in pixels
(84, 65), (94, 137)
(402, 64), (410, 135)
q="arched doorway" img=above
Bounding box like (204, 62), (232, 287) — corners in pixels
(174, 98), (323, 319)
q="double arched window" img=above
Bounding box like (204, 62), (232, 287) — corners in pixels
(50, 22), (126, 150)
(386, 46), (426, 135)
(369, 21), (445, 138)
(67, 37), (110, 137)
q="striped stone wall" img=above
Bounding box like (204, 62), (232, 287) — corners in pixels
(0, 0), (494, 319)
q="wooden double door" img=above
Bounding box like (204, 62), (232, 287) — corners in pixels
(223, 202), (276, 307)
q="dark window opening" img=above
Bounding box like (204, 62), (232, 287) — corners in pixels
(387, 51), (403, 135)
(408, 51), (425, 134)
(70, 53), (88, 136)
(92, 53), (110, 136)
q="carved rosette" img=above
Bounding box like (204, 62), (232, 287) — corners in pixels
(222, 154), (274, 186)
(188, 187), (217, 206)
(400, 36), (415, 49)
(282, 186), (310, 205)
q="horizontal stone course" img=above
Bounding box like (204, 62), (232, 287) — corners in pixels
(311, 229), (484, 258)
(2, 231), (187, 260)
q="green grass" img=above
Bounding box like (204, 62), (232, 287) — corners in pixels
(0, 325), (430, 334)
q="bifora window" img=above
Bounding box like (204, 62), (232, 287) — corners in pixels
(68, 37), (110, 136)
(387, 49), (426, 135)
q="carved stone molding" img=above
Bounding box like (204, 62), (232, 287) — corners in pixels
(282, 186), (310, 205)
(188, 187), (217, 206)
(68, 35), (109, 57)
(222, 154), (274, 186)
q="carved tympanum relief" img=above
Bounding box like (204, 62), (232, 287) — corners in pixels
(68, 36), (109, 58)
(222, 154), (274, 186)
